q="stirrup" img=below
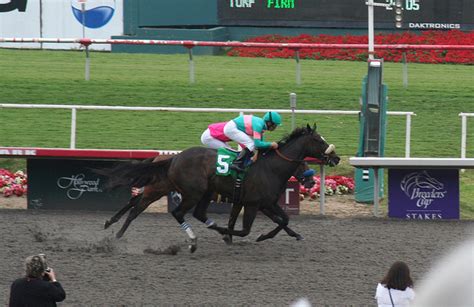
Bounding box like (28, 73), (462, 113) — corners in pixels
(230, 163), (245, 172)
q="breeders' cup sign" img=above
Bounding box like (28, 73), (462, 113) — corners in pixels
(388, 169), (459, 220)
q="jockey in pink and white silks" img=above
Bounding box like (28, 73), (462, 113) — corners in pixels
(223, 111), (282, 172)
(200, 122), (233, 149)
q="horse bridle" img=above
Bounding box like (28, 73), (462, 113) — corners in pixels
(274, 149), (318, 163)
(274, 146), (338, 165)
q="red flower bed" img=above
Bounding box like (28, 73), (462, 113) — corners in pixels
(0, 169), (27, 197)
(295, 175), (355, 200)
(228, 30), (474, 64)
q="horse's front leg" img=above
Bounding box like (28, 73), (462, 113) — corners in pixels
(210, 204), (258, 238)
(116, 188), (165, 238)
(222, 202), (243, 245)
(105, 193), (141, 229)
(256, 205), (303, 242)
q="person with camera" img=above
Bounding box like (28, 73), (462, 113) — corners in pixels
(9, 254), (66, 307)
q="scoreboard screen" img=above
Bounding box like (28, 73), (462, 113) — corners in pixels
(217, 0), (474, 30)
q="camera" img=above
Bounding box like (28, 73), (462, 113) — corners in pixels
(39, 254), (52, 280)
(42, 269), (52, 281)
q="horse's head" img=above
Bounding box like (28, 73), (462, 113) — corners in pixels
(302, 124), (340, 167)
(277, 124), (340, 167)
(294, 162), (316, 189)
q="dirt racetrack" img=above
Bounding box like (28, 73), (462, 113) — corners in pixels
(0, 198), (472, 306)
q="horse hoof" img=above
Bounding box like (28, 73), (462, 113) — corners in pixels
(296, 235), (304, 241)
(223, 235), (233, 245)
(104, 220), (111, 229)
(188, 238), (197, 253)
(256, 235), (266, 242)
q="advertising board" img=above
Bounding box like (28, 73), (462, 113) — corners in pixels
(0, 0), (123, 50)
(388, 169), (460, 220)
(27, 158), (131, 211)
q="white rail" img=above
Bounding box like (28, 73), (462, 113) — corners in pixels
(0, 103), (415, 156)
(460, 113), (473, 159)
(0, 103), (416, 216)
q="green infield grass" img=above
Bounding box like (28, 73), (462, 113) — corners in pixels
(0, 48), (472, 218)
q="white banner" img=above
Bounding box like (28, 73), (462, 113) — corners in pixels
(0, 0), (123, 51)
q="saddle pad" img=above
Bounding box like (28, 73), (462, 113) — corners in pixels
(215, 148), (238, 176)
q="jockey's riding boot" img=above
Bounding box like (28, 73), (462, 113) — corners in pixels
(230, 148), (251, 172)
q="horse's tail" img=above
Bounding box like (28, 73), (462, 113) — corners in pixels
(95, 158), (173, 190)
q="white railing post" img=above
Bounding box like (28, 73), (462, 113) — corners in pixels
(295, 50), (301, 85)
(402, 51), (408, 88)
(290, 93), (296, 130)
(188, 48), (195, 84)
(70, 107), (77, 149)
(405, 113), (411, 157)
(85, 47), (90, 81)
(319, 164), (325, 215)
(461, 113), (467, 159)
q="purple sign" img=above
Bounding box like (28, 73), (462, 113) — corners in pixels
(388, 169), (459, 220)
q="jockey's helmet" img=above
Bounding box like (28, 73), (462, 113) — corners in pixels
(263, 111), (282, 127)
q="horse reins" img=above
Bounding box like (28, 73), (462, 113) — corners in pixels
(275, 149), (324, 164)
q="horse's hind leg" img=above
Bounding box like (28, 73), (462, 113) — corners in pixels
(170, 195), (205, 253)
(192, 191), (215, 227)
(105, 193), (141, 229)
(116, 189), (166, 238)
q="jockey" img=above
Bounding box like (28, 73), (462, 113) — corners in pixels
(223, 111), (282, 172)
(200, 122), (233, 149)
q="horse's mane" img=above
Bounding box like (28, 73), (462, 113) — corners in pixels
(278, 127), (310, 147)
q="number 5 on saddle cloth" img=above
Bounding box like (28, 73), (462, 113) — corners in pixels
(215, 148), (255, 177)
(216, 148), (252, 204)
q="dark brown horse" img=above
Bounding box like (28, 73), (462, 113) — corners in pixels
(101, 125), (340, 252)
(105, 159), (314, 244)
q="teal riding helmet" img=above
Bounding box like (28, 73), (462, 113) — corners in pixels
(263, 111), (282, 126)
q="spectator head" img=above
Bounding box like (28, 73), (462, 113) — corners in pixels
(381, 261), (414, 291)
(25, 255), (47, 278)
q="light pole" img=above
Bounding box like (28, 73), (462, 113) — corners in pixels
(366, 0), (392, 60)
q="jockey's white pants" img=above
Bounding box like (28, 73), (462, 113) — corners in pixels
(224, 120), (255, 151)
(200, 128), (230, 149)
